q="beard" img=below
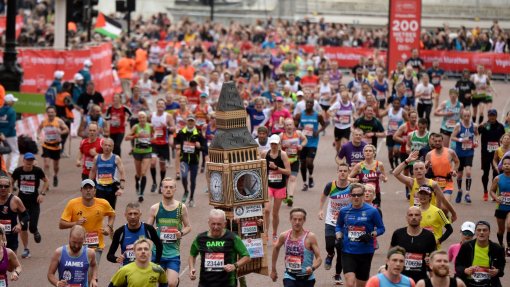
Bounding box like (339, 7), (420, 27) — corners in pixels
(431, 265), (449, 277)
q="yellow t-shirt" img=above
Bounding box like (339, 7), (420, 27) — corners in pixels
(471, 243), (491, 282)
(420, 204), (450, 248)
(410, 178), (437, 207)
(110, 262), (167, 287)
(60, 197), (115, 249)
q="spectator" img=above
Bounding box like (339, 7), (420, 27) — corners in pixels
(0, 94), (19, 173)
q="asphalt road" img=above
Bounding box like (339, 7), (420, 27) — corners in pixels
(13, 78), (510, 287)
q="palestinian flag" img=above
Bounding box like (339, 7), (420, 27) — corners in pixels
(95, 13), (122, 39)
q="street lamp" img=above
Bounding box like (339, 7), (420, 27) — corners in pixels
(0, 0), (23, 91)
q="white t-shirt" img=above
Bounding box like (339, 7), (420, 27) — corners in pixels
(415, 83), (435, 104)
(293, 100), (323, 116)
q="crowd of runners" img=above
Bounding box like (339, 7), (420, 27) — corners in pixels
(0, 13), (509, 287)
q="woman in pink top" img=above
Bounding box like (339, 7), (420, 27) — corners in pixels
(269, 97), (292, 134)
(447, 221), (475, 266)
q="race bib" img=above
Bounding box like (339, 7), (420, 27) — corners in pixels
(446, 119), (457, 129)
(388, 120), (399, 132)
(85, 160), (94, 169)
(487, 142), (499, 152)
(268, 171), (282, 183)
(111, 114), (121, 127)
(241, 221), (258, 235)
(0, 220), (11, 233)
(84, 232), (99, 247)
(0, 275), (6, 287)
(19, 180), (35, 193)
(196, 119), (206, 127)
(339, 115), (351, 125)
(303, 124), (314, 137)
(286, 146), (298, 156)
(404, 252), (423, 270)
(347, 226), (366, 242)
(154, 127), (165, 138)
(376, 91), (386, 101)
(183, 141), (196, 154)
(44, 127), (60, 142)
(432, 77), (440, 85)
(285, 255), (302, 272)
(205, 253), (224, 271)
(435, 177), (447, 189)
(413, 195), (421, 207)
(125, 244), (135, 261)
(97, 173), (114, 185)
(159, 226), (178, 243)
(471, 267), (491, 282)
(500, 192), (510, 205)
(462, 139), (473, 150)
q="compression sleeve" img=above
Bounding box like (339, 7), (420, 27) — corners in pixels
(107, 227), (124, 264)
(438, 224), (453, 244)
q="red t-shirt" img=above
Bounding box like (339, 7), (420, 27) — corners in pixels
(79, 138), (103, 176)
(107, 106), (130, 134)
(300, 75), (319, 90)
(183, 89), (201, 105)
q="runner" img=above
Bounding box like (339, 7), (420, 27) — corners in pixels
(471, 65), (490, 124)
(494, 133), (510, 174)
(107, 202), (162, 266)
(335, 183), (385, 287)
(175, 115), (206, 207)
(415, 73), (434, 129)
(47, 226), (97, 287)
(271, 208), (322, 287)
(406, 118), (430, 156)
(435, 88), (463, 148)
(490, 157), (510, 255)
(328, 90), (356, 153)
(365, 246), (415, 287)
(372, 67), (389, 110)
(416, 250), (466, 287)
(353, 106), (385, 147)
(295, 98), (326, 191)
(416, 185), (453, 249)
(349, 144), (388, 207)
(262, 134), (291, 244)
(425, 133), (460, 210)
(247, 97), (268, 137)
(11, 153), (48, 258)
(149, 99), (175, 193)
(405, 48), (425, 75)
(280, 118), (307, 207)
(447, 221), (475, 266)
(455, 221), (505, 287)
(89, 138), (126, 209)
(255, 126), (270, 155)
(125, 111), (153, 202)
(318, 163), (352, 285)
(59, 179), (115, 265)
(0, 175), (28, 254)
(173, 96), (191, 180)
(451, 109), (478, 204)
(455, 69), (476, 111)
(478, 109), (505, 201)
(78, 104), (109, 139)
(426, 60), (445, 108)
(77, 123), (103, 180)
(188, 209), (250, 287)
(269, 96), (292, 135)
(37, 106), (69, 188)
(193, 93), (213, 173)
(392, 151), (457, 221)
(105, 93), (132, 157)
(398, 66), (418, 108)
(379, 97), (407, 170)
(147, 177), (191, 287)
(109, 238), (168, 287)
(336, 128), (367, 167)
(390, 206), (436, 283)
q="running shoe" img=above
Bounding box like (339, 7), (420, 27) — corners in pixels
(158, 184), (162, 194)
(151, 183), (157, 193)
(182, 192), (189, 203)
(286, 196), (293, 207)
(176, 173), (181, 180)
(138, 196), (144, 203)
(53, 176), (58, 187)
(455, 191), (463, 203)
(189, 200), (195, 207)
(301, 184), (309, 192)
(324, 255), (333, 270)
(483, 192), (488, 201)
(465, 194), (472, 204)
(21, 249), (31, 258)
(309, 177), (315, 188)
(334, 274), (344, 285)
(34, 231), (42, 243)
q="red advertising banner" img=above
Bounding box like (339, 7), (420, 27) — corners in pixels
(0, 15), (24, 38)
(387, 0), (422, 72)
(0, 43), (114, 104)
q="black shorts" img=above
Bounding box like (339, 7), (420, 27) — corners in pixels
(459, 97), (472, 108)
(283, 278), (316, 287)
(42, 147), (61, 160)
(133, 153), (152, 161)
(300, 147), (317, 160)
(386, 135), (401, 148)
(151, 144), (170, 161)
(458, 156), (473, 171)
(19, 197), (40, 233)
(96, 186), (118, 210)
(495, 209), (510, 219)
(290, 161), (300, 174)
(341, 252), (374, 281)
(334, 127), (351, 141)
(440, 128), (452, 137)
(320, 104), (330, 112)
(472, 97), (484, 107)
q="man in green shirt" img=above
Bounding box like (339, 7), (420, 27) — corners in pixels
(189, 209), (251, 287)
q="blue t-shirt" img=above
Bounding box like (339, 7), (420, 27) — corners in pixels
(246, 107), (266, 132)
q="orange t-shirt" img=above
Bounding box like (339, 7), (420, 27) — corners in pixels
(177, 65), (195, 82)
(135, 48), (148, 73)
(117, 57), (135, 79)
(0, 84), (5, 107)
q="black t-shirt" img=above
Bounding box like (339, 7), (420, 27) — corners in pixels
(78, 91), (104, 114)
(478, 122), (505, 154)
(390, 227), (437, 283)
(405, 57), (424, 71)
(12, 166), (46, 200)
(455, 79), (476, 101)
(353, 117), (384, 146)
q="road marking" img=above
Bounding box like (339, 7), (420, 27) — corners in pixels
(179, 266), (189, 278)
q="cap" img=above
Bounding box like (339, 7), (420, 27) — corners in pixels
(276, 96), (284, 102)
(81, 179), (95, 188)
(54, 70), (64, 79)
(461, 221), (476, 235)
(476, 220), (491, 231)
(187, 115), (196, 121)
(269, 134), (280, 144)
(84, 59), (93, 67)
(488, 109), (497, 116)
(74, 73), (84, 81)
(307, 66), (314, 71)
(4, 94), (18, 103)
(200, 92), (208, 98)
(296, 91), (304, 97)
(24, 152), (35, 160)
(417, 185), (432, 194)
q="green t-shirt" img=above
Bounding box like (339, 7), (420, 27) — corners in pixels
(110, 262), (167, 287)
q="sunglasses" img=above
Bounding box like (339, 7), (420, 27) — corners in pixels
(0, 185), (10, 189)
(350, 193), (364, 197)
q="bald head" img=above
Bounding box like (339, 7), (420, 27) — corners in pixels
(70, 225), (86, 239)
(407, 206), (422, 227)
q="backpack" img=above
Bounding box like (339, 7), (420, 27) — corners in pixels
(45, 86), (57, 107)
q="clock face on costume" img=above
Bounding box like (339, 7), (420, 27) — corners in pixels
(209, 171), (223, 202)
(233, 169), (263, 201)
